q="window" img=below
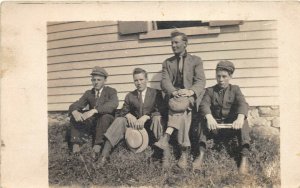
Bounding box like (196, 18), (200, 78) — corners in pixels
(118, 21), (243, 39)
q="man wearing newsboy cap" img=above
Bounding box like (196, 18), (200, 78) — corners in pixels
(194, 60), (250, 174)
(68, 66), (118, 160)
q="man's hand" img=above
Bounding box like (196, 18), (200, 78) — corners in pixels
(233, 114), (245, 130)
(72, 110), (85, 122)
(205, 114), (218, 130)
(82, 109), (98, 120)
(177, 89), (194, 97)
(135, 115), (150, 130)
(125, 113), (137, 128)
(172, 90), (180, 98)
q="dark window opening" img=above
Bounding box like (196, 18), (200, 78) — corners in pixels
(155, 21), (209, 30)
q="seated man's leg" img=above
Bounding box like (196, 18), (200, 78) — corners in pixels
(238, 119), (251, 174)
(94, 114), (115, 147)
(69, 117), (95, 153)
(99, 117), (128, 164)
(149, 115), (164, 142)
(193, 118), (209, 170)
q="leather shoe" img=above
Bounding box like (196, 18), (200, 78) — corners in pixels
(92, 145), (101, 161)
(239, 156), (249, 174)
(192, 151), (204, 171)
(177, 150), (188, 169)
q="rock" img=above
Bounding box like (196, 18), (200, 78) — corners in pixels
(270, 106), (279, 110)
(266, 117), (275, 121)
(249, 108), (260, 119)
(252, 125), (280, 138)
(252, 117), (270, 127)
(271, 117), (280, 128)
(259, 107), (280, 117)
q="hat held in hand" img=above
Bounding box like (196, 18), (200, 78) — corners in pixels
(125, 128), (149, 153)
(169, 96), (190, 113)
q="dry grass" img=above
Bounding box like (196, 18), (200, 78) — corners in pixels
(49, 121), (280, 187)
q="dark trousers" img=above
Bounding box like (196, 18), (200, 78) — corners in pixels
(197, 118), (251, 156)
(69, 114), (115, 145)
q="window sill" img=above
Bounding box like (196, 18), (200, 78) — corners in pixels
(139, 26), (220, 40)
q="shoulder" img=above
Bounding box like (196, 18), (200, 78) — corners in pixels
(83, 89), (94, 95)
(229, 84), (241, 91)
(147, 87), (162, 94)
(187, 53), (202, 62)
(163, 56), (176, 64)
(103, 86), (117, 94)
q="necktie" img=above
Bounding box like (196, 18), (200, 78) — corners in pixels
(96, 90), (100, 98)
(178, 55), (184, 73)
(138, 91), (143, 116)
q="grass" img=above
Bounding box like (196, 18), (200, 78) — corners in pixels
(49, 121), (280, 187)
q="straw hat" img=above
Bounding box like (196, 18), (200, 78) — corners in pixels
(125, 128), (149, 153)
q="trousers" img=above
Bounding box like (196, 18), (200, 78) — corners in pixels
(69, 114), (115, 145)
(198, 118), (251, 155)
(104, 116), (164, 147)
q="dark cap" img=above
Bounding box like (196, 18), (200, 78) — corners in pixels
(216, 60), (235, 74)
(90, 66), (108, 77)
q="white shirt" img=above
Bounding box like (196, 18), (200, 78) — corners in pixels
(139, 88), (147, 103)
(95, 87), (104, 98)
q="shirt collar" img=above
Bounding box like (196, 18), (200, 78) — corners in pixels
(175, 51), (187, 58)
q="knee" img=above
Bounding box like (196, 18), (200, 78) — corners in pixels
(151, 115), (161, 123)
(98, 114), (114, 123)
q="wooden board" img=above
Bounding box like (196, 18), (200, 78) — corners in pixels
(48, 30), (276, 57)
(47, 21), (118, 33)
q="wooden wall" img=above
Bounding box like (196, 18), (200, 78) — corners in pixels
(47, 20), (278, 111)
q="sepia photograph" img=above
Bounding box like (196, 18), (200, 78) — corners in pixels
(47, 20), (280, 187)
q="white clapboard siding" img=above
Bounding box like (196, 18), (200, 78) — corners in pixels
(48, 57), (277, 73)
(48, 30), (276, 57)
(48, 58), (278, 79)
(47, 21), (117, 33)
(48, 39), (276, 64)
(47, 20), (279, 111)
(48, 67), (277, 88)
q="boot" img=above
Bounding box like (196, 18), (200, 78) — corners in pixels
(98, 141), (112, 166)
(177, 147), (189, 169)
(72, 144), (80, 154)
(162, 145), (171, 169)
(92, 144), (101, 161)
(239, 156), (249, 174)
(154, 133), (170, 150)
(192, 151), (205, 171)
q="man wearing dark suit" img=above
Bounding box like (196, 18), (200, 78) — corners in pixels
(193, 60), (250, 174)
(99, 68), (165, 164)
(155, 30), (206, 169)
(68, 66), (118, 159)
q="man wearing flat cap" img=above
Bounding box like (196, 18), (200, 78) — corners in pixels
(155, 30), (206, 169)
(68, 66), (118, 160)
(193, 60), (250, 174)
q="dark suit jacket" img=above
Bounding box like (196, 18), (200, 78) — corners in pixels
(199, 84), (248, 123)
(69, 86), (119, 116)
(161, 53), (206, 108)
(119, 87), (166, 118)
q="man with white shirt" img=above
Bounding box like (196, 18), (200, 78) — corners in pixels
(68, 66), (118, 160)
(98, 68), (165, 164)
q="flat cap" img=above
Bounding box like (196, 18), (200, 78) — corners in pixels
(216, 60), (235, 74)
(168, 96), (190, 113)
(90, 66), (108, 77)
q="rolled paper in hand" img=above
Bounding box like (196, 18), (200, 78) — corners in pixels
(217, 123), (233, 129)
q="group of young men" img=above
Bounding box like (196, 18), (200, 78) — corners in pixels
(67, 30), (250, 174)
